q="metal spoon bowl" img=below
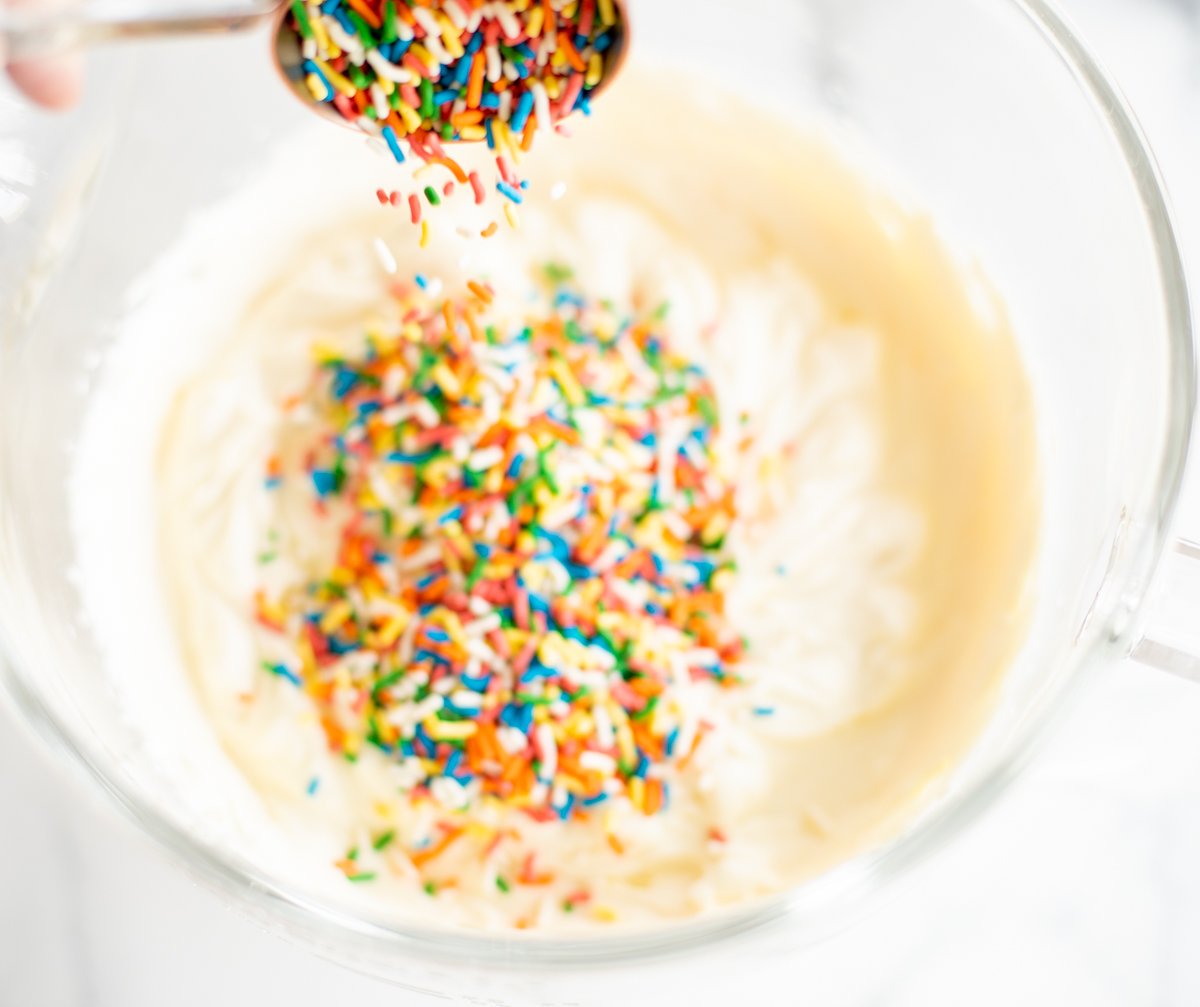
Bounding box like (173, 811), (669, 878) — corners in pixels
(271, 0), (628, 138)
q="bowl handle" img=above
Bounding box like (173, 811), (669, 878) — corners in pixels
(1129, 538), (1200, 681)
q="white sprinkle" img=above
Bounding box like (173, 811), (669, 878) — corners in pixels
(535, 723), (558, 782)
(579, 751), (617, 776)
(372, 237), (398, 275)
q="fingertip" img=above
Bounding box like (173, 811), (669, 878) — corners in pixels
(8, 54), (83, 110)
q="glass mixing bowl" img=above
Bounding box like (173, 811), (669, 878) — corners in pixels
(1, 0), (1197, 1001)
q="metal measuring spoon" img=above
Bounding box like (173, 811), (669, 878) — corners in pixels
(270, 0), (628, 137)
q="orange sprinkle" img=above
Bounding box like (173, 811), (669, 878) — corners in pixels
(428, 154), (469, 184)
(466, 52), (486, 109)
(557, 30), (587, 72)
(467, 280), (494, 304)
(345, 0), (381, 30)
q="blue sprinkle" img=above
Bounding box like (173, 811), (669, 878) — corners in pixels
(633, 752), (650, 779)
(306, 776), (320, 796)
(556, 792), (576, 820)
(465, 33), (483, 55)
(270, 663), (302, 687)
(452, 57), (473, 88)
(510, 91), (535, 132)
(311, 470), (336, 497)
(264, 476), (282, 490)
(331, 367), (358, 399)
(436, 87), (460, 105)
(301, 61), (335, 103)
(414, 725), (435, 758)
(753, 706), (776, 717)
(500, 703), (534, 734)
(439, 504), (464, 525)
(319, 0), (340, 13)
(414, 273), (429, 289)
(535, 528), (569, 561)
(480, 92), (501, 110)
(424, 626), (451, 644)
(485, 118), (495, 150)
(497, 180), (524, 204)
(415, 650), (450, 669)
(445, 749), (464, 778)
(664, 728), (680, 757)
(381, 125), (406, 164)
(388, 450), (436, 465)
(594, 31), (613, 53)
(459, 673), (491, 692)
(582, 792), (609, 807)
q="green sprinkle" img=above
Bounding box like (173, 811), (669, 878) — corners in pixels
(496, 876), (511, 893)
(346, 9), (374, 48)
(381, 0), (398, 43)
(631, 695), (659, 722)
(348, 872), (377, 883)
(424, 881), (438, 896)
(373, 830), (396, 851)
(465, 560), (487, 592)
(290, 0), (314, 39)
(424, 185), (442, 207)
(347, 846), (360, 861)
(419, 77), (435, 119)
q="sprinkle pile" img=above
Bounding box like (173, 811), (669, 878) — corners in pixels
(285, 0), (622, 237)
(255, 267), (746, 827)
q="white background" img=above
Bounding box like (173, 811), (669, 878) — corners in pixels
(5, 0), (1200, 1003)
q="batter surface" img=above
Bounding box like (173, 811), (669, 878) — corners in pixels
(71, 73), (1038, 932)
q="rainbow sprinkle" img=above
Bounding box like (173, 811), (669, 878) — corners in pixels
(255, 267), (745, 841)
(285, 0), (622, 231)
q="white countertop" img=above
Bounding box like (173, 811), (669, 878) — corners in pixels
(5, 1), (1200, 1003)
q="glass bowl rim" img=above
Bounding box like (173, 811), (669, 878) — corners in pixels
(0, 0), (1195, 976)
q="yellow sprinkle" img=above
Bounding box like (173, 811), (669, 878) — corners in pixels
(320, 600), (354, 635)
(304, 73), (330, 102)
(549, 357), (585, 406)
(310, 17), (338, 58)
(592, 906), (618, 923)
(424, 718), (478, 741)
(420, 219), (430, 249)
(628, 776), (645, 811)
(586, 52), (604, 89)
(408, 43), (438, 74)
(375, 612), (410, 649)
(313, 59), (355, 98)
(396, 99), (423, 134)
(439, 14), (464, 57)
(432, 362), (461, 397)
(504, 204), (520, 230)
(527, 6), (544, 35)
(459, 125), (487, 142)
(597, 0), (616, 26)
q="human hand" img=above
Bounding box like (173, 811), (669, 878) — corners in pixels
(3, 0), (82, 109)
